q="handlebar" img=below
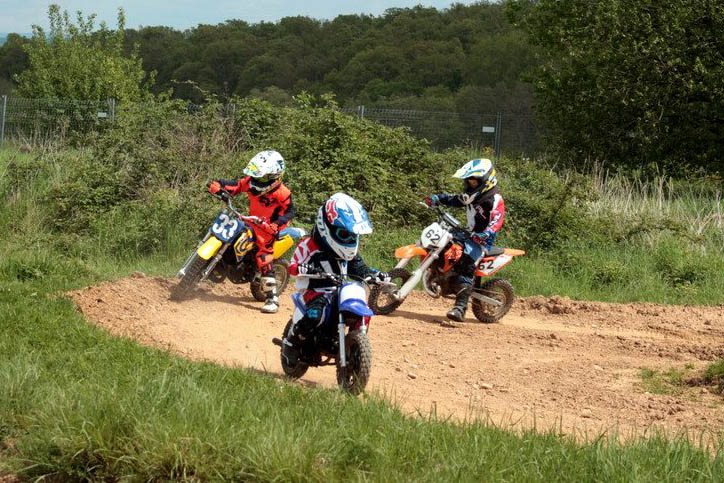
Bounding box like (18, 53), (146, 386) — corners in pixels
(211, 189), (265, 225)
(297, 268), (378, 286)
(419, 199), (466, 233)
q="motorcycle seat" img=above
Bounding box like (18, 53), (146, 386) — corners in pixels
(485, 246), (505, 257)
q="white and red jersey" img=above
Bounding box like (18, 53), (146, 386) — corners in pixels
(289, 230), (374, 294)
(438, 187), (505, 234)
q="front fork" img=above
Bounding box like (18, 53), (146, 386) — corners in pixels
(338, 319), (347, 368)
(199, 244), (229, 282)
(395, 244), (446, 301)
(178, 233), (210, 277)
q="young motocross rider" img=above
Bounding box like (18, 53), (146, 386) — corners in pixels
(208, 150), (295, 314)
(282, 193), (390, 366)
(424, 158), (505, 322)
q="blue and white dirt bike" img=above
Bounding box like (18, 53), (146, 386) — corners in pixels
(171, 189), (305, 301)
(272, 271), (375, 395)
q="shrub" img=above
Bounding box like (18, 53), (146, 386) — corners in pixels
(653, 238), (712, 288)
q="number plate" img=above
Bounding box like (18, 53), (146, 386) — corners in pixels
(476, 254), (512, 275)
(211, 211), (244, 243)
(420, 222), (446, 248)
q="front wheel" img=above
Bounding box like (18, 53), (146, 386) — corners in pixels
(280, 319), (308, 379)
(368, 267), (411, 315)
(250, 259), (290, 302)
(170, 254), (209, 300)
(471, 278), (514, 323)
(336, 330), (372, 395)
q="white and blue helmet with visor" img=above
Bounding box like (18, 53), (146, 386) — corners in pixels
(316, 193), (373, 260)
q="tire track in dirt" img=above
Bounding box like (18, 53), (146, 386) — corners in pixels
(69, 273), (724, 440)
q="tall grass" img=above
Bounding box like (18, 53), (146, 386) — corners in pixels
(588, 164), (723, 239)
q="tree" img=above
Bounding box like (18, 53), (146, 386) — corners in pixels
(507, 0), (724, 174)
(0, 34), (30, 94)
(15, 4), (149, 101)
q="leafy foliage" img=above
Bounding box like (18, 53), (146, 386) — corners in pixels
(507, 0), (724, 175)
(15, 5), (149, 101)
(111, 4), (536, 116)
(0, 33), (30, 94)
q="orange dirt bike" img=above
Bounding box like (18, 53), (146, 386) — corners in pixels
(368, 203), (525, 322)
(171, 189), (305, 301)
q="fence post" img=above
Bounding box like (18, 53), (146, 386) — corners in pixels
(0, 95), (6, 149)
(494, 111), (502, 161)
(357, 105), (365, 119)
(110, 98), (116, 121)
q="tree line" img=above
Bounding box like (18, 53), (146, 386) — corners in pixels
(1, 1), (721, 175)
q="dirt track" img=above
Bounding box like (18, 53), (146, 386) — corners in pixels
(70, 273), (724, 439)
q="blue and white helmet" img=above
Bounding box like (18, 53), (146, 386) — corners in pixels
(316, 193), (373, 260)
(452, 158), (497, 205)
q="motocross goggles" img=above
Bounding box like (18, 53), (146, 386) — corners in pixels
(333, 227), (357, 244)
(253, 173), (279, 184)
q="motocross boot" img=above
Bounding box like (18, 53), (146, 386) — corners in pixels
(447, 283), (472, 322)
(260, 276), (279, 313)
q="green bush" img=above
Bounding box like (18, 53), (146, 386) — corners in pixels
(592, 260), (632, 287)
(653, 239), (712, 288)
(498, 159), (598, 250)
(703, 360), (724, 394)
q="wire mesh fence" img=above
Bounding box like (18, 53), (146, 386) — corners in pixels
(0, 96), (116, 146)
(0, 96), (543, 158)
(340, 106), (543, 157)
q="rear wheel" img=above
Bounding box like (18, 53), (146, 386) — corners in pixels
(251, 259), (290, 302)
(170, 255), (208, 300)
(471, 278), (514, 323)
(280, 319), (309, 379)
(368, 267), (411, 315)
(336, 330), (372, 395)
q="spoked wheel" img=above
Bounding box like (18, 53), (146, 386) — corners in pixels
(336, 330), (372, 395)
(279, 319), (308, 379)
(170, 255), (208, 301)
(471, 278), (514, 323)
(251, 259), (290, 302)
(367, 268), (411, 315)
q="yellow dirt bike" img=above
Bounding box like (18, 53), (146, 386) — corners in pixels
(171, 189), (305, 301)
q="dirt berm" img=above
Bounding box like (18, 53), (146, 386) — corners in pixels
(69, 273), (724, 439)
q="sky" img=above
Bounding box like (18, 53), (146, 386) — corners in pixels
(0, 0), (481, 33)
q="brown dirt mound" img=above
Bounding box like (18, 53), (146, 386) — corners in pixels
(69, 273), (724, 439)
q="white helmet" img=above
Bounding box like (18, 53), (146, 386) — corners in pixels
(452, 158), (498, 205)
(316, 193), (373, 261)
(243, 150), (285, 194)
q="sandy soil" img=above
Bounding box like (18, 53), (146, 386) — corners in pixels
(69, 273), (724, 440)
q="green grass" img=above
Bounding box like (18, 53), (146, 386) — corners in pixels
(637, 367), (692, 396)
(1, 279), (723, 481)
(703, 360), (724, 395)
(2, 145), (724, 480)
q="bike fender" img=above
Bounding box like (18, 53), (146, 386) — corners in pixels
(504, 248), (526, 257)
(395, 244), (427, 259)
(272, 235), (294, 259)
(197, 236), (223, 260)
